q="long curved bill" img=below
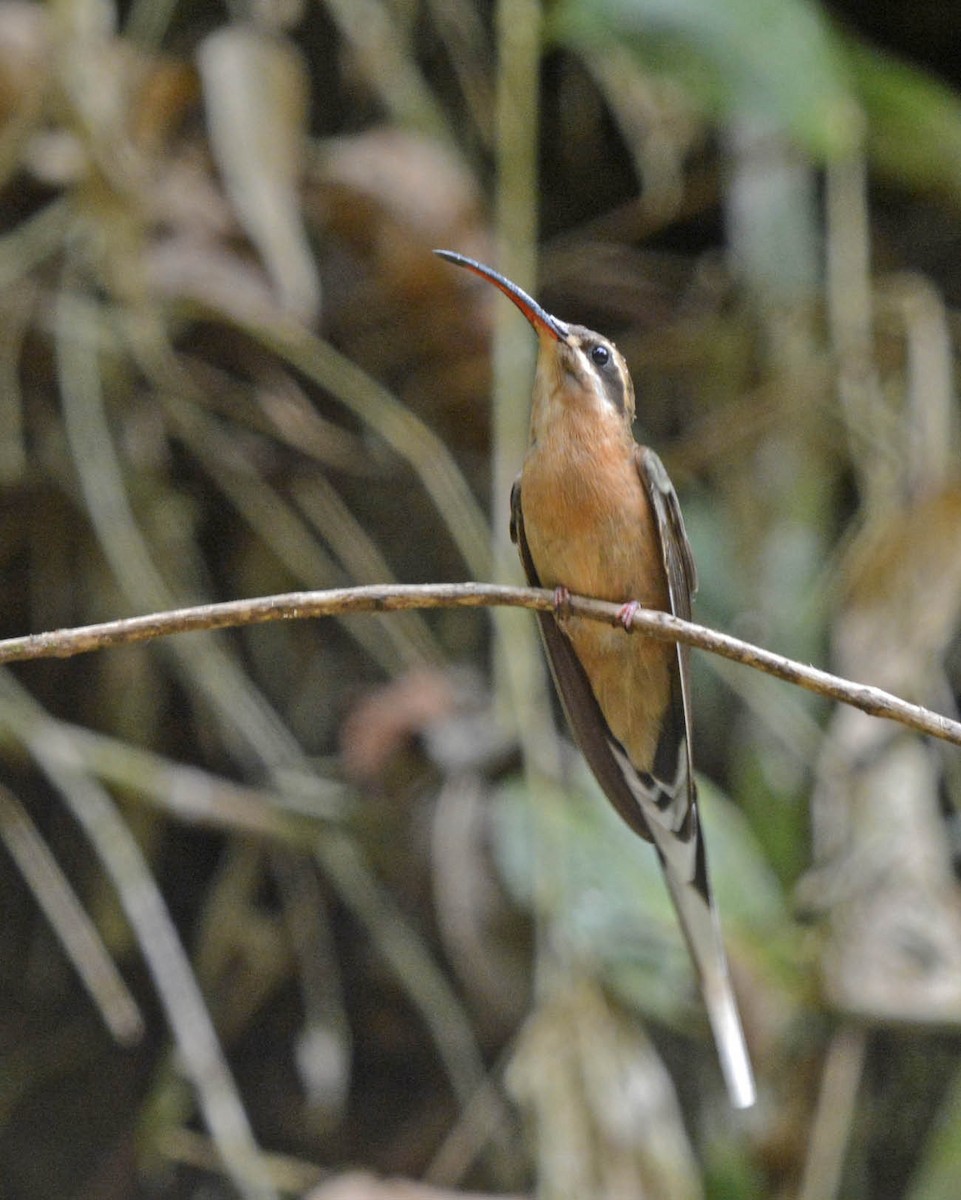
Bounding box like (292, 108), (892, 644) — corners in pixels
(434, 249), (569, 342)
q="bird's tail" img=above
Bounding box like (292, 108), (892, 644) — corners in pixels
(657, 835), (756, 1109)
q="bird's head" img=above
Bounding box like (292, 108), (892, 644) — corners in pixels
(434, 250), (635, 425)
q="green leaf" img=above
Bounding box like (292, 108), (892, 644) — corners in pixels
(844, 36), (961, 202)
(491, 763), (795, 1024)
(551, 0), (860, 158)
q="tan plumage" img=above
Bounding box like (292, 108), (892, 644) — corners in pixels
(521, 379), (673, 772)
(436, 249), (756, 1109)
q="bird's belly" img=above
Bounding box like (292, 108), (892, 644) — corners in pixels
(520, 446), (673, 770)
(521, 442), (666, 608)
(568, 617), (671, 769)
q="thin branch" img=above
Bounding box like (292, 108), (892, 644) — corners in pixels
(1, 582), (959, 749)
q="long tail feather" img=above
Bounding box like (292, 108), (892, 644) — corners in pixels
(657, 837), (756, 1109)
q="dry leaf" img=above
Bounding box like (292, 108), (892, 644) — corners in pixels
(198, 24), (320, 320)
(507, 978), (703, 1200)
(807, 485), (961, 1022)
(339, 668), (461, 784)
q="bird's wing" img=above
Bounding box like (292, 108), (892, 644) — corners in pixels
(633, 444), (698, 858)
(634, 445), (755, 1109)
(511, 464), (755, 1108)
(510, 467), (696, 850)
(510, 477), (653, 843)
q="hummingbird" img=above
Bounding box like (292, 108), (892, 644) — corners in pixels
(435, 249), (756, 1109)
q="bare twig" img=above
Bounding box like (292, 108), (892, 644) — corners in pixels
(1, 582), (959, 748)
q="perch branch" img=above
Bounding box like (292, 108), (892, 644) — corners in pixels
(1, 582), (958, 748)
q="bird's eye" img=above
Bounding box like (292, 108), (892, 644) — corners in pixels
(590, 344), (611, 366)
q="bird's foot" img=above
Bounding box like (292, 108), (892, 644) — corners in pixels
(617, 600), (641, 631)
(553, 586), (572, 623)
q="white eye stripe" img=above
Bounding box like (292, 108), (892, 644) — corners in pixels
(585, 349), (629, 414)
(566, 327), (634, 418)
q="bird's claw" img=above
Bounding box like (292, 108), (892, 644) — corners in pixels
(553, 586), (572, 623)
(617, 600), (641, 631)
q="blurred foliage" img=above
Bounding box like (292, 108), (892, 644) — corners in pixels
(551, 0), (861, 159)
(0, 1), (961, 1199)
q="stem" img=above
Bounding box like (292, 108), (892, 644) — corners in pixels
(1, 582), (958, 749)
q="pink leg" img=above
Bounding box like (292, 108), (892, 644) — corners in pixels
(617, 600), (641, 630)
(553, 585), (572, 622)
